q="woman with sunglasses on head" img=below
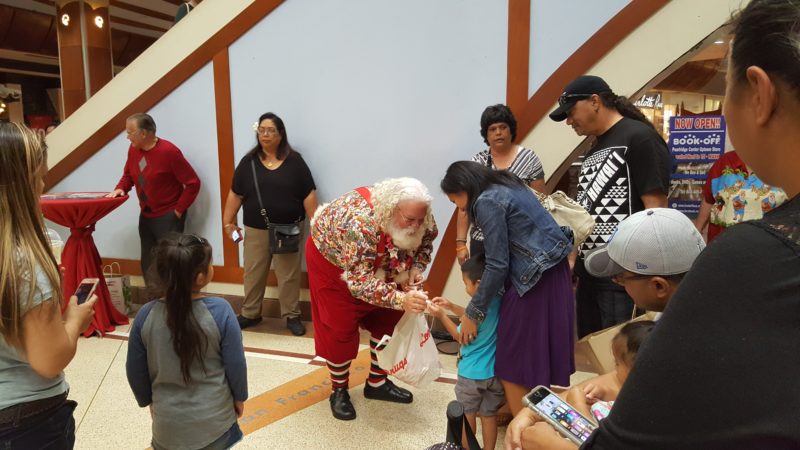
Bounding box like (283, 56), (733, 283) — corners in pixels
(126, 234), (247, 450)
(0, 121), (97, 449)
(222, 112), (318, 335)
(522, 1), (800, 448)
(548, 76), (672, 340)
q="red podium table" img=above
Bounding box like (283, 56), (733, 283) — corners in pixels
(40, 192), (129, 336)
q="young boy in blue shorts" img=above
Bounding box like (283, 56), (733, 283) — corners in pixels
(428, 254), (504, 450)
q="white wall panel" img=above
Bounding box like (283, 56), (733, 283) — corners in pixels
(228, 0), (509, 267)
(49, 62), (223, 265)
(528, 0), (629, 98)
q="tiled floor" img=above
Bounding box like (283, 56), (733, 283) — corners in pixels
(63, 316), (595, 450)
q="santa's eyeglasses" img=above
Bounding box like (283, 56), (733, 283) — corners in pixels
(397, 210), (425, 227)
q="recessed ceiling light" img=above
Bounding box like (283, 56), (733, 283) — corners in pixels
(714, 40), (725, 44)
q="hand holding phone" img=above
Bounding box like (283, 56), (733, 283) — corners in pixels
(231, 229), (243, 243)
(74, 278), (99, 305)
(523, 385), (598, 445)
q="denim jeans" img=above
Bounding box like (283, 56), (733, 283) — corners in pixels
(152, 422), (243, 450)
(0, 399), (77, 450)
(576, 282), (634, 338)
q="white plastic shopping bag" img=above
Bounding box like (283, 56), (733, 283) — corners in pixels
(376, 312), (442, 388)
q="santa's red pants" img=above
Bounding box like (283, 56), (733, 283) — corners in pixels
(306, 237), (403, 364)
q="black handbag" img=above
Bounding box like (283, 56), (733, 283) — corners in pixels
(250, 159), (303, 254)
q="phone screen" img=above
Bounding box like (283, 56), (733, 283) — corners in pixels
(232, 230), (242, 243)
(527, 389), (596, 443)
(74, 282), (95, 305)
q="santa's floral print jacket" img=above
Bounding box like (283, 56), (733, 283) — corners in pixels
(311, 189), (437, 309)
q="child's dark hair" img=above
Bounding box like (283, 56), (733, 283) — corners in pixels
(152, 233), (212, 384)
(460, 254), (486, 283)
(612, 320), (656, 367)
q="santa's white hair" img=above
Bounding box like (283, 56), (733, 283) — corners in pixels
(372, 177), (434, 232)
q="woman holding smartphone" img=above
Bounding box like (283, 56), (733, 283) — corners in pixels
(0, 121), (97, 449)
(222, 112), (318, 335)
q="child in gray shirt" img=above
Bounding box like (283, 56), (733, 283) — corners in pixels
(126, 234), (247, 450)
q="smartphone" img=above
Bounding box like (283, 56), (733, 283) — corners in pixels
(231, 229), (243, 243)
(523, 385), (598, 445)
(74, 278), (99, 305)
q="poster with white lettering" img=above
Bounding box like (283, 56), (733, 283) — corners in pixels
(667, 116), (726, 215)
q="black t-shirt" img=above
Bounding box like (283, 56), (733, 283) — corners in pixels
(576, 117), (671, 287)
(582, 196), (800, 449)
(231, 151), (316, 229)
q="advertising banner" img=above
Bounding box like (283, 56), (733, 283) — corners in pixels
(667, 115), (726, 215)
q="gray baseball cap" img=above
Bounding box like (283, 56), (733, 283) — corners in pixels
(584, 208), (705, 278)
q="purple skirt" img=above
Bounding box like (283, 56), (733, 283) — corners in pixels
(495, 259), (575, 388)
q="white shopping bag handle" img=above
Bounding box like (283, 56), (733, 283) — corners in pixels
(377, 334), (392, 349)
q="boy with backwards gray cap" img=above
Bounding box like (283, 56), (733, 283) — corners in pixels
(584, 207), (705, 313)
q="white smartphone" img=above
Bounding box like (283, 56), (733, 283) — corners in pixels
(74, 278), (99, 305)
(523, 385), (598, 445)
(231, 229), (243, 243)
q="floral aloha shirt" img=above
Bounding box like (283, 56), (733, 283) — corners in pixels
(311, 188), (438, 310)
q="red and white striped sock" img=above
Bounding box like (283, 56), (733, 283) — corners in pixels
(327, 360), (351, 391)
(368, 337), (388, 388)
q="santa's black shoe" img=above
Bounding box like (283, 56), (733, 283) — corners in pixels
(330, 388), (356, 420)
(363, 380), (413, 404)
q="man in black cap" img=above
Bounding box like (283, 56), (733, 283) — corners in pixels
(550, 75), (671, 337)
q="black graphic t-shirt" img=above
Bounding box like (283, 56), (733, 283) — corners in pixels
(576, 117), (671, 255)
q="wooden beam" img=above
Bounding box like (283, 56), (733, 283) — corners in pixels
(514, 0), (670, 139)
(212, 47), (240, 268)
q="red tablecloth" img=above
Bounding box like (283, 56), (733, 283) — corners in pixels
(40, 193), (129, 337)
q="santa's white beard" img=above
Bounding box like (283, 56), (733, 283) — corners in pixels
(386, 222), (425, 251)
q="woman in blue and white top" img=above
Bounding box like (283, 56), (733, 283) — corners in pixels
(456, 104), (547, 263)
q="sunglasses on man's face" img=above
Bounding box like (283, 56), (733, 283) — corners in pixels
(558, 93), (593, 106)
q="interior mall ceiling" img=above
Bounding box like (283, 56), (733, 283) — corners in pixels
(1, 2), (731, 102)
(0, 0), (176, 79)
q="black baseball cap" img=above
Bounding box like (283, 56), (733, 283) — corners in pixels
(549, 75), (612, 122)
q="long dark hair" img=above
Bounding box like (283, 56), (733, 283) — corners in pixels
(153, 233), (212, 384)
(729, 0), (800, 97)
(440, 161), (525, 222)
(247, 112), (293, 161)
(598, 92), (655, 129)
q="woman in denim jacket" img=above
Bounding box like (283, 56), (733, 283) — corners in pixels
(441, 161), (575, 414)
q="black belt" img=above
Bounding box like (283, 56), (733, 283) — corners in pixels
(0, 392), (68, 426)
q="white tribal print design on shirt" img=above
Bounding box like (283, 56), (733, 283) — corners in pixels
(576, 145), (632, 254)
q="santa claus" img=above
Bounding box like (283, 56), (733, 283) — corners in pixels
(306, 177), (437, 420)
